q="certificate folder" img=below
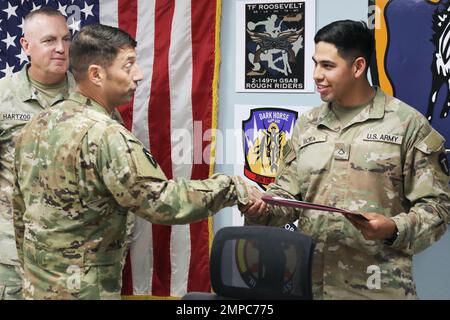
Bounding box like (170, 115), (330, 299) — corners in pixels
(261, 194), (369, 221)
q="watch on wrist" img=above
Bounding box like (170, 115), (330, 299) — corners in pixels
(383, 229), (399, 246)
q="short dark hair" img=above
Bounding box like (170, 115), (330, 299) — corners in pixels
(24, 6), (65, 22)
(314, 20), (374, 71)
(69, 24), (137, 81)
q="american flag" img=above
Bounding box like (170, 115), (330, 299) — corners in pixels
(0, 0), (220, 298)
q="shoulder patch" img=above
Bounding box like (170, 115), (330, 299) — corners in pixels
(127, 140), (166, 180)
(415, 129), (445, 154)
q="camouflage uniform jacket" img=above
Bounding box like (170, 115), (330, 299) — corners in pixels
(0, 66), (75, 266)
(12, 92), (251, 300)
(248, 88), (450, 299)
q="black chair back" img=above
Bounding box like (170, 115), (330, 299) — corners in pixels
(183, 226), (314, 300)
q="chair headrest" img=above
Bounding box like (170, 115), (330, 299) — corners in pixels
(210, 226), (314, 300)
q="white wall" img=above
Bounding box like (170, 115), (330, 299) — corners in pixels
(213, 0), (450, 299)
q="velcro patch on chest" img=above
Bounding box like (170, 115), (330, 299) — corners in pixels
(299, 135), (327, 148)
(334, 143), (350, 160)
(363, 133), (403, 144)
(0, 113), (32, 122)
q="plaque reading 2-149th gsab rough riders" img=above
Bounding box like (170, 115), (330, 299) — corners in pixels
(236, 0), (316, 93)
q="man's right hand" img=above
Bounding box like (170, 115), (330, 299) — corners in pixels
(239, 187), (268, 219)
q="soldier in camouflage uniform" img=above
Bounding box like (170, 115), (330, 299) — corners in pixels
(0, 8), (74, 300)
(244, 20), (450, 299)
(12, 24), (261, 300)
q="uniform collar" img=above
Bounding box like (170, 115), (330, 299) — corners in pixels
(67, 91), (112, 117)
(315, 87), (386, 131)
(16, 64), (76, 104)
